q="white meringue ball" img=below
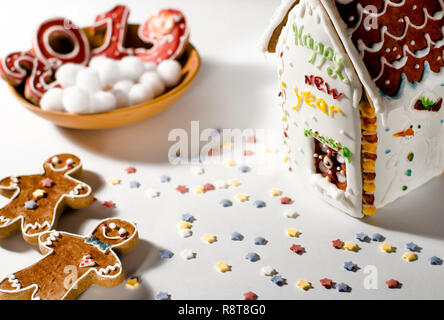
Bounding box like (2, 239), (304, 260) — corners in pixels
(40, 87), (64, 112)
(111, 89), (129, 109)
(96, 58), (120, 87)
(128, 83), (154, 106)
(139, 71), (165, 97)
(88, 56), (108, 71)
(144, 62), (156, 71)
(113, 79), (134, 93)
(119, 56), (145, 81)
(63, 87), (91, 114)
(55, 63), (84, 88)
(76, 68), (102, 93)
(157, 60), (182, 87)
(90, 91), (117, 113)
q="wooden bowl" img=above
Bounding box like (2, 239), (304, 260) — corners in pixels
(7, 25), (200, 130)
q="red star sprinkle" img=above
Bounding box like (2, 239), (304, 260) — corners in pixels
(280, 197), (292, 204)
(125, 167), (136, 174)
(332, 239), (344, 249)
(102, 201), (116, 209)
(319, 278), (333, 289)
(243, 150), (254, 156)
(243, 291), (258, 300)
(385, 279), (401, 289)
(41, 178), (54, 188)
(247, 136), (257, 143)
(176, 185), (188, 194)
(203, 183), (215, 191)
(290, 244), (304, 254)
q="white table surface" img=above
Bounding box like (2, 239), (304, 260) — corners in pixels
(0, 0), (443, 300)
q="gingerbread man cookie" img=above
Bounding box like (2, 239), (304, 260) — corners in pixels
(0, 154), (93, 244)
(0, 218), (138, 300)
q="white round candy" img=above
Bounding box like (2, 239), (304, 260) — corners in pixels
(118, 228), (127, 236)
(76, 68), (102, 93)
(109, 222), (117, 229)
(63, 87), (91, 114)
(128, 83), (154, 106)
(96, 58), (120, 87)
(113, 80), (134, 93)
(88, 56), (108, 71)
(90, 91), (117, 113)
(157, 60), (182, 87)
(119, 56), (145, 81)
(144, 62), (156, 71)
(139, 71), (165, 97)
(55, 63), (84, 88)
(40, 87), (64, 112)
(111, 89), (129, 109)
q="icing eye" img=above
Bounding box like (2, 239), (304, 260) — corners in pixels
(51, 157), (60, 164)
(118, 228), (127, 237)
(417, 125), (421, 129)
(66, 158), (74, 165)
(109, 222), (117, 229)
(323, 156), (333, 169)
(410, 125), (413, 129)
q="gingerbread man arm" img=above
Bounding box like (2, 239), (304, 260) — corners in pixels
(0, 176), (19, 199)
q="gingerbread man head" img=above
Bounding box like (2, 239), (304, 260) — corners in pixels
(91, 218), (138, 255)
(44, 154), (82, 174)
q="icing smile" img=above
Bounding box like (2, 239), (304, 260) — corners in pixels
(102, 225), (127, 239)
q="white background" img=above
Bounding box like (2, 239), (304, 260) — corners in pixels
(0, 0), (443, 300)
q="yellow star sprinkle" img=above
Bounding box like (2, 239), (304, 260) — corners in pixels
(222, 142), (233, 149)
(344, 241), (358, 251)
(224, 159), (235, 167)
(202, 233), (216, 243)
(380, 242), (394, 253)
(286, 228), (300, 237)
(107, 177), (121, 185)
(402, 252), (417, 262)
(192, 185), (205, 194)
(284, 156), (289, 162)
(269, 188), (282, 197)
(32, 189), (46, 200)
(228, 179), (241, 187)
(177, 221), (192, 230)
(296, 280), (312, 291)
(235, 193), (249, 202)
(125, 277), (140, 289)
(215, 261), (231, 273)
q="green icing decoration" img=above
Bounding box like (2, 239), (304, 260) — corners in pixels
(402, 185), (408, 191)
(420, 96), (435, 110)
(304, 129), (351, 163)
(407, 152), (414, 162)
(406, 169), (412, 177)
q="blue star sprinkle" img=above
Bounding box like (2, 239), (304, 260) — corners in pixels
(344, 261), (357, 272)
(245, 252), (260, 262)
(271, 275), (285, 286)
(181, 213), (194, 222)
(429, 256), (442, 266)
(253, 200), (266, 208)
(220, 199), (233, 207)
(159, 250), (174, 259)
(155, 291), (170, 300)
(336, 283), (349, 292)
(230, 232), (244, 241)
(406, 242), (419, 252)
(129, 181), (140, 188)
(160, 175), (171, 183)
(356, 232), (369, 242)
(239, 165), (250, 173)
(24, 200), (37, 210)
(253, 237), (267, 245)
(371, 233), (385, 242)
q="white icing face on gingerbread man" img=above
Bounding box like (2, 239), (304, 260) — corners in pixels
(0, 153), (93, 244)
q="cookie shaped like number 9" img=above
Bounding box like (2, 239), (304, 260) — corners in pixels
(136, 9), (189, 64)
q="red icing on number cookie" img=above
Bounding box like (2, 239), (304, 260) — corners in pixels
(91, 5), (133, 59)
(136, 9), (189, 64)
(33, 18), (90, 68)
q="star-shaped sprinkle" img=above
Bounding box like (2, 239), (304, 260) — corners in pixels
(155, 291), (170, 300)
(290, 244), (304, 254)
(356, 232), (369, 242)
(159, 250), (174, 259)
(286, 228), (300, 237)
(385, 278), (401, 289)
(254, 237), (267, 245)
(181, 213), (194, 222)
(344, 261), (357, 271)
(32, 189), (46, 200)
(180, 249), (196, 260)
(319, 278), (333, 289)
(336, 283), (349, 292)
(371, 233), (385, 242)
(214, 180), (228, 189)
(228, 179), (241, 187)
(245, 252), (260, 262)
(190, 166), (205, 175)
(202, 233), (216, 243)
(344, 241), (358, 251)
(145, 188), (160, 198)
(284, 209), (298, 218)
(261, 266), (277, 276)
(220, 199), (233, 207)
(230, 232), (243, 241)
(129, 181), (140, 188)
(192, 185), (205, 194)
(176, 185), (188, 194)
(41, 178), (54, 188)
(177, 221), (192, 230)
(332, 239), (344, 249)
(125, 276), (140, 289)
(203, 183), (215, 191)
(406, 242), (419, 252)
(160, 175), (170, 183)
(253, 200), (266, 208)
(238, 165), (250, 173)
(380, 242), (394, 253)
(269, 188), (282, 197)
(125, 167), (136, 174)
(243, 291), (258, 300)
(271, 275), (285, 286)
(224, 159), (235, 167)
(402, 252), (417, 262)
(429, 256), (442, 265)
(107, 177), (121, 185)
(178, 229), (192, 238)
(280, 197), (292, 204)
(102, 200), (116, 209)
(235, 193), (249, 202)
(24, 200), (38, 210)
(296, 280), (312, 291)
(215, 261), (230, 272)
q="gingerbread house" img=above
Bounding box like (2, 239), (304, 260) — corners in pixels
(261, 0), (444, 217)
